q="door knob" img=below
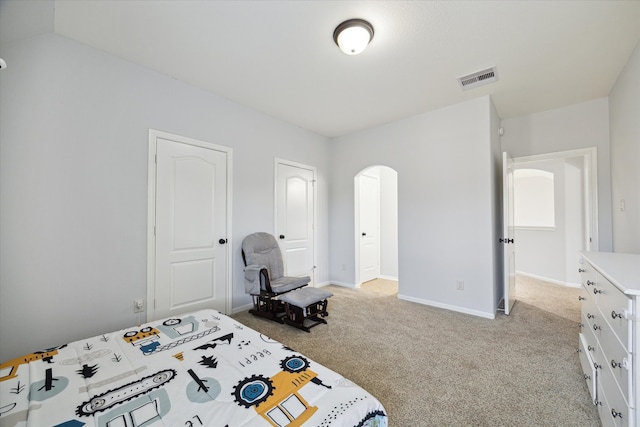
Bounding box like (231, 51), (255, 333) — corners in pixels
(362, 232), (367, 236)
(279, 235), (285, 239)
(218, 238), (227, 244)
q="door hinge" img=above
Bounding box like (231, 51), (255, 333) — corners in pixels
(155, 154), (157, 164)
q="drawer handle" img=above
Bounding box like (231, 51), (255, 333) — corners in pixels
(611, 408), (623, 419)
(587, 313), (594, 319)
(593, 324), (601, 331)
(611, 310), (624, 319)
(611, 359), (622, 369)
(579, 268), (586, 273)
(587, 345), (594, 352)
(578, 323), (584, 329)
(593, 288), (602, 295)
(586, 280), (594, 286)
(593, 361), (602, 370)
(578, 296), (586, 301)
(583, 373), (591, 380)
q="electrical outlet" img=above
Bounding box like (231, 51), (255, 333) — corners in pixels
(456, 281), (464, 290)
(134, 299), (144, 313)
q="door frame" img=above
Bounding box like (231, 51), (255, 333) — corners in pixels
(501, 152), (516, 314)
(147, 129), (233, 320)
(274, 158), (317, 285)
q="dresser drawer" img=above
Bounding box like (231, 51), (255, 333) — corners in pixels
(578, 333), (597, 403)
(582, 298), (599, 331)
(598, 363), (634, 427)
(597, 318), (633, 406)
(581, 316), (601, 360)
(593, 271), (632, 351)
(580, 287), (600, 326)
(579, 258), (596, 285)
(581, 279), (596, 309)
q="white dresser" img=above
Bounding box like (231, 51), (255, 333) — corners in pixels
(578, 251), (640, 427)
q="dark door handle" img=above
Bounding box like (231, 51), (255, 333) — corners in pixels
(279, 235), (285, 239)
(218, 238), (227, 244)
(362, 232), (367, 236)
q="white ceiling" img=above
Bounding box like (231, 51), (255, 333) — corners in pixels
(52, 0), (640, 137)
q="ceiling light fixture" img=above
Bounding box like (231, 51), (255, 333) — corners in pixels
(333, 19), (374, 55)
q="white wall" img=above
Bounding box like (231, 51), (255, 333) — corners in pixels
(0, 33), (330, 361)
(331, 96), (498, 318)
(500, 98), (613, 252)
(609, 41), (640, 254)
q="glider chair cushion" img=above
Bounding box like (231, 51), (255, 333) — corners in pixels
(242, 232), (310, 322)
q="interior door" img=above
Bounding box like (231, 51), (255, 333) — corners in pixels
(502, 152), (516, 314)
(276, 162), (315, 283)
(359, 173), (380, 284)
(152, 134), (229, 319)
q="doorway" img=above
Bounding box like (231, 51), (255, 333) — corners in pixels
(354, 166), (398, 291)
(511, 148), (597, 306)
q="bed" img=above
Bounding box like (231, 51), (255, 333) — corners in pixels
(0, 309), (387, 427)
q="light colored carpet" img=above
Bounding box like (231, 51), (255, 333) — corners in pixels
(360, 278), (398, 296)
(232, 277), (599, 426)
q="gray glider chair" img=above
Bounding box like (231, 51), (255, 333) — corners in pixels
(242, 232), (310, 322)
(242, 232), (332, 331)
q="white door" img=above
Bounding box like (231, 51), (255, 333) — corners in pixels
(502, 152), (516, 314)
(275, 161), (315, 283)
(358, 173), (380, 284)
(150, 132), (230, 319)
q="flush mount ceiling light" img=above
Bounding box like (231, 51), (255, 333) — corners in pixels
(333, 19), (374, 55)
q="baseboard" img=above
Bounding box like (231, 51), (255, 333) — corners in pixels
(328, 281), (359, 289)
(397, 294), (496, 320)
(231, 302), (253, 314)
(516, 271), (581, 288)
(314, 281), (333, 288)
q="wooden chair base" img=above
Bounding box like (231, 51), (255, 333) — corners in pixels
(249, 295), (286, 323)
(279, 287), (333, 332)
(283, 300), (329, 332)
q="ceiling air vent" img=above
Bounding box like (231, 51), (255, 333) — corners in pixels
(457, 66), (498, 91)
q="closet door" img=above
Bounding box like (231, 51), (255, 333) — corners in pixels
(275, 161), (315, 283)
(358, 173), (380, 284)
(149, 130), (231, 320)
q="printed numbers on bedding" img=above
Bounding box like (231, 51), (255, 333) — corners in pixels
(185, 415), (202, 426)
(238, 349), (272, 368)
